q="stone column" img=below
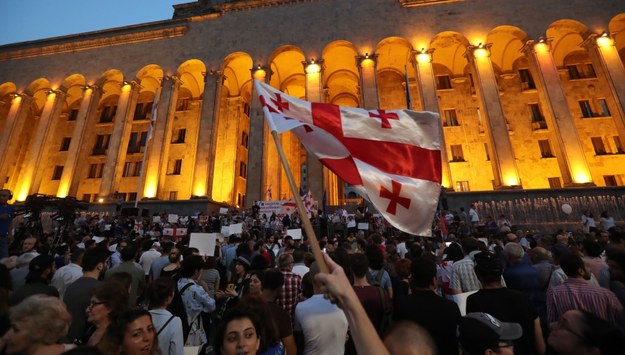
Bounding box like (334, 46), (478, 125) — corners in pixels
(467, 44), (522, 189)
(523, 40), (593, 186)
(414, 49), (453, 190)
(0, 94), (30, 191)
(584, 34), (625, 148)
(142, 76), (180, 199)
(98, 81), (140, 199)
(357, 53), (379, 110)
(57, 85), (100, 198)
(304, 59), (325, 203)
(192, 70), (221, 199)
(246, 66), (268, 206)
(14, 90), (65, 201)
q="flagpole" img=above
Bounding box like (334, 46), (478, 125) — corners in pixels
(270, 130), (328, 274)
(134, 87), (159, 208)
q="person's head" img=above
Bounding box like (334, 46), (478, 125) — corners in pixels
(3, 295), (71, 354)
(364, 245), (384, 270)
(349, 253), (370, 279)
(99, 309), (157, 355)
(607, 250), (625, 282)
(443, 242), (464, 262)
(0, 189), (12, 204)
(120, 245), (137, 262)
(82, 247), (112, 273)
(293, 249), (305, 263)
(179, 254), (205, 278)
(107, 272), (133, 295)
(410, 257), (437, 289)
(277, 253), (294, 271)
(216, 308), (261, 355)
(235, 255), (251, 275)
(458, 312), (522, 355)
(581, 239), (603, 258)
(474, 252), (503, 284)
(248, 270), (264, 295)
(21, 236), (38, 253)
(168, 248), (181, 264)
(26, 254), (55, 283)
(503, 243), (524, 263)
(87, 283), (128, 326)
(395, 258), (412, 280)
(547, 310), (625, 355)
(147, 277), (175, 309)
(461, 237), (480, 254)
(560, 253), (589, 279)
(529, 246), (550, 264)
(383, 321), (437, 355)
(261, 269), (284, 292)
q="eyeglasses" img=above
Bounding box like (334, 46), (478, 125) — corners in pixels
(88, 300), (106, 308)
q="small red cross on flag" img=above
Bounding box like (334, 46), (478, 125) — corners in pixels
(369, 110), (399, 129)
(271, 94), (289, 112)
(379, 180), (411, 215)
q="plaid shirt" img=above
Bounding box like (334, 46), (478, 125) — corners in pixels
(277, 270), (302, 321)
(547, 277), (623, 325)
(450, 256), (482, 292)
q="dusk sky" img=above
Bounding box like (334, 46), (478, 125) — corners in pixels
(0, 0), (184, 46)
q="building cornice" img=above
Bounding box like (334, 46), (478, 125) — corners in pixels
(399, 0), (464, 7)
(0, 21), (188, 62)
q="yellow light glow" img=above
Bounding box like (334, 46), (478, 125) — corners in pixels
(306, 63), (321, 74)
(193, 184), (206, 197)
(143, 180), (157, 199)
(416, 51), (431, 64)
(121, 83), (131, 92)
(361, 58), (374, 68)
(596, 34), (613, 47)
(572, 171), (592, 184)
(98, 198), (104, 203)
(12, 95), (21, 104)
(253, 68), (266, 81)
(534, 42), (549, 53)
(503, 174), (519, 187)
(473, 48), (488, 58)
(57, 181), (70, 199)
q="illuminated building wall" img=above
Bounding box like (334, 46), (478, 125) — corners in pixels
(0, 0), (624, 207)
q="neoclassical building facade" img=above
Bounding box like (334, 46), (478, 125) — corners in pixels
(1, 0), (625, 208)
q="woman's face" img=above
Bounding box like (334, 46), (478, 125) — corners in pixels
(235, 262), (246, 275)
(221, 317), (260, 355)
(547, 310), (587, 355)
(86, 297), (110, 325)
(2, 319), (32, 355)
(122, 315), (156, 355)
(249, 275), (262, 294)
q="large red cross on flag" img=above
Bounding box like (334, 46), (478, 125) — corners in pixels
(255, 80), (442, 236)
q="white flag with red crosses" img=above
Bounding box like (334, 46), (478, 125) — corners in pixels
(255, 80), (442, 236)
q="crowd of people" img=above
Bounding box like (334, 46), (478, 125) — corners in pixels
(1, 187), (625, 354)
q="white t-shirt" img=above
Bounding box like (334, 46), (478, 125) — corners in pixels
(294, 294), (348, 355)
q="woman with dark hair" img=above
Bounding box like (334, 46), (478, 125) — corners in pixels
(98, 309), (159, 355)
(148, 278), (183, 355)
(365, 245), (393, 300)
(393, 258), (412, 301)
(199, 256), (220, 298)
(160, 248), (181, 279)
(248, 270), (264, 296)
(237, 295), (284, 355)
(547, 309), (625, 354)
(80, 282), (128, 346)
(215, 308), (261, 355)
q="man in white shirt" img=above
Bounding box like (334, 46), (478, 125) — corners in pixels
(294, 261), (348, 355)
(139, 240), (161, 276)
(51, 249), (84, 298)
(291, 249), (309, 279)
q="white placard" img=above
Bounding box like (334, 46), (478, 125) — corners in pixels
(357, 223), (369, 230)
(347, 220), (356, 228)
(179, 216), (189, 224)
(189, 233), (218, 256)
(153, 216), (161, 223)
(219, 207), (229, 215)
(287, 228), (302, 240)
(168, 214), (179, 223)
(104, 224), (112, 231)
(220, 226), (230, 236)
(229, 223), (243, 234)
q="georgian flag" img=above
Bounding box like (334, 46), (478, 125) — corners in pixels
(255, 80), (442, 236)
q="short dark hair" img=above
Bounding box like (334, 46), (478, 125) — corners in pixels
(410, 257), (436, 288)
(560, 253), (585, 278)
(261, 269), (284, 291)
(148, 277), (175, 309)
(474, 252), (503, 283)
(293, 249), (305, 263)
(180, 255), (205, 278)
(120, 245), (136, 262)
(365, 245), (384, 270)
(350, 253), (370, 279)
(82, 247), (112, 272)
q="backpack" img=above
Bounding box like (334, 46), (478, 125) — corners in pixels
(167, 282), (194, 342)
(367, 270), (393, 335)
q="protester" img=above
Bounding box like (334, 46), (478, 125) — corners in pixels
(78, 282), (128, 347)
(178, 254), (216, 346)
(9, 254), (58, 306)
(216, 307), (261, 355)
(148, 277), (184, 355)
(98, 309), (159, 355)
(458, 312), (522, 355)
(382, 321), (437, 355)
